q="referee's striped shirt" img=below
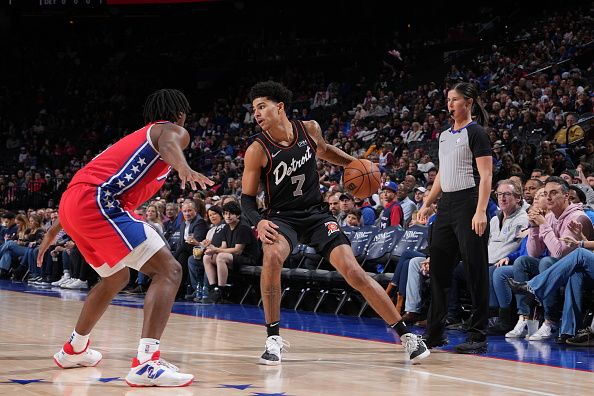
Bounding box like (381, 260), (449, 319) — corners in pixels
(438, 121), (492, 193)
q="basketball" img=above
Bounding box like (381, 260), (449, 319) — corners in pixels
(343, 159), (381, 199)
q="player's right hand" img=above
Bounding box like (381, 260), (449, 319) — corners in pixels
(257, 220), (279, 244)
(178, 166), (214, 190)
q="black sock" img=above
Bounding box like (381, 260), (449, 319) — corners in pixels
(390, 320), (409, 337)
(266, 321), (280, 337)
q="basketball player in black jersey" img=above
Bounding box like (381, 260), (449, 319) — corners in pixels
(240, 81), (429, 365)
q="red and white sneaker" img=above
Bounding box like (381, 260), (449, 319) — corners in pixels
(53, 341), (102, 369)
(125, 351), (194, 387)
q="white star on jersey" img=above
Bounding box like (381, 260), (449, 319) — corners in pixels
(124, 173), (133, 182)
(116, 179), (125, 188)
(137, 157), (146, 166)
(131, 165), (140, 174)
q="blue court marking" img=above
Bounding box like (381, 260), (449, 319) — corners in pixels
(1, 280), (592, 372)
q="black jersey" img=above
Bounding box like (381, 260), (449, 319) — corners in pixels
(256, 120), (323, 212)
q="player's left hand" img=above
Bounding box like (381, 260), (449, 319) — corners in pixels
(472, 211), (487, 237)
(178, 166), (214, 190)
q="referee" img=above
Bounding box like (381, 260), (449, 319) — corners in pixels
(418, 82), (492, 354)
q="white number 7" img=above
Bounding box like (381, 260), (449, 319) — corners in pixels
(291, 174), (305, 196)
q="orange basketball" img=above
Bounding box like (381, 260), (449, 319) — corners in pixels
(343, 159), (381, 199)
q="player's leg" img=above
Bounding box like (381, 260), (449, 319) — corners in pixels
(124, 245), (194, 387)
(327, 244), (429, 363)
(259, 233), (291, 365)
(53, 267), (129, 369)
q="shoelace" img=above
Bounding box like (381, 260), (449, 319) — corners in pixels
(265, 338), (291, 354)
(157, 358), (179, 372)
(401, 334), (421, 354)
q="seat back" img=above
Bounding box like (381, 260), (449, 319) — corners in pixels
(349, 226), (378, 260)
(391, 224), (430, 257)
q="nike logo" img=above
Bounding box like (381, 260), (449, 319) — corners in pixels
(271, 151), (281, 158)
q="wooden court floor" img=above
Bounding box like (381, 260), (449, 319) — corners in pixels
(0, 289), (593, 396)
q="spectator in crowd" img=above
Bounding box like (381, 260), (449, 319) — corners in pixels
(344, 209), (362, 227)
(507, 225), (594, 346)
(485, 180), (529, 335)
(187, 205), (226, 302)
(202, 202), (260, 303)
(328, 193), (341, 221)
(354, 197), (376, 226)
(338, 193), (355, 226)
(379, 181), (404, 228)
(173, 200), (208, 299)
(522, 179), (544, 205)
(507, 177), (594, 340)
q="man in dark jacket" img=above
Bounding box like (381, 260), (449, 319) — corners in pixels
(174, 200), (207, 298)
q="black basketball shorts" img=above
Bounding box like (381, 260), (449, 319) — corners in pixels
(265, 204), (350, 259)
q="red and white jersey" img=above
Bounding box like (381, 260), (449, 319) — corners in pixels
(68, 121), (172, 211)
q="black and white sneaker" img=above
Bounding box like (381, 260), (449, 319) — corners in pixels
(401, 333), (430, 364)
(259, 335), (288, 366)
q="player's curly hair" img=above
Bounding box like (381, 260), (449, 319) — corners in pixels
(143, 89), (191, 124)
(248, 81), (293, 111)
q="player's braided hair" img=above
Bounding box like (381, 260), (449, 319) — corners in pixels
(248, 81), (293, 111)
(143, 89), (191, 124)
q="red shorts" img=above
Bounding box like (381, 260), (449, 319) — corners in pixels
(59, 184), (164, 277)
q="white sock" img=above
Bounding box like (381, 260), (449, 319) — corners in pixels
(69, 330), (89, 353)
(137, 338), (160, 362)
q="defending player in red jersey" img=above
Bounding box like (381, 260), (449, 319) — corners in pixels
(36, 89), (212, 387)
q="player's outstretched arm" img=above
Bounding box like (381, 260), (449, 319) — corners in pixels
(241, 142), (278, 244)
(155, 124), (213, 190)
(36, 219), (62, 267)
(303, 120), (356, 167)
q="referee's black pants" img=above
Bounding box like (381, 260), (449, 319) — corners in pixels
(426, 188), (489, 338)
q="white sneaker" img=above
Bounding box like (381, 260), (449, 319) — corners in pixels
(505, 317), (528, 338)
(400, 333), (430, 364)
(64, 279), (88, 290)
(52, 273), (71, 287)
(125, 351), (194, 387)
(259, 335), (289, 365)
(60, 278), (78, 288)
(53, 341), (102, 369)
(527, 322), (557, 341)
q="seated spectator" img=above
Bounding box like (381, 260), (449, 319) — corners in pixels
(173, 200), (208, 299)
(553, 113), (585, 146)
(396, 185), (416, 226)
(485, 179), (529, 335)
(203, 201), (260, 303)
(508, 226), (594, 345)
(507, 177), (594, 340)
(379, 182), (403, 228)
(344, 209), (362, 227)
(186, 205), (225, 302)
(328, 193), (341, 222)
(0, 212), (17, 252)
(353, 197), (376, 226)
(489, 187), (549, 336)
(1, 214), (44, 280)
(337, 193), (355, 226)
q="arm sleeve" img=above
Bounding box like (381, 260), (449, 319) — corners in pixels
(467, 124), (492, 158)
(241, 194), (263, 227)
